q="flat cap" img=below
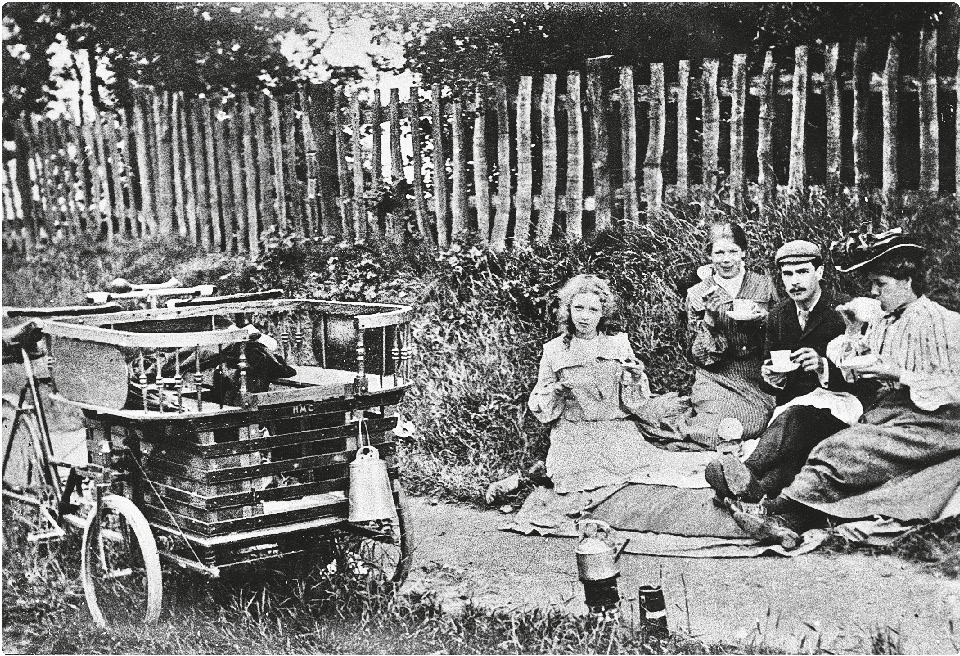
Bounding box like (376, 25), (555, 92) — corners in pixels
(775, 240), (822, 266)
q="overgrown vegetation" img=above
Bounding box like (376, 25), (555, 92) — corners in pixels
(1, 506), (759, 654)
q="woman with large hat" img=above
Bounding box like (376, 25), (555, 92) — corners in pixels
(730, 228), (960, 547)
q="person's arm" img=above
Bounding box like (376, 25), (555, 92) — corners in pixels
(687, 287), (730, 367)
(613, 335), (654, 414)
(528, 347), (566, 423)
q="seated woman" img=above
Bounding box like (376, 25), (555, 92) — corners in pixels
(487, 274), (706, 502)
(641, 222), (779, 449)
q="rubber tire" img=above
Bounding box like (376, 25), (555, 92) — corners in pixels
(81, 494), (163, 627)
(336, 479), (413, 587)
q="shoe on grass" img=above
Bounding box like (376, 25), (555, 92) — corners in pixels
(718, 453), (763, 501)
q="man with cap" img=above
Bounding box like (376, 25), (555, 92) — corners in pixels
(705, 239), (870, 504)
(729, 228), (960, 548)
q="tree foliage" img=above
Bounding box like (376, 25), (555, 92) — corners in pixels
(363, 2), (954, 88)
(2, 2), (311, 117)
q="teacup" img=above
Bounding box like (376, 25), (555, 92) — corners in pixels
(770, 349), (793, 369)
(732, 299), (758, 315)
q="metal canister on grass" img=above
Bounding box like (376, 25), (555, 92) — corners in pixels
(575, 519), (628, 615)
(638, 585), (669, 636)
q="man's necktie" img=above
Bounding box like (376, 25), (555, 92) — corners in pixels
(798, 309), (810, 330)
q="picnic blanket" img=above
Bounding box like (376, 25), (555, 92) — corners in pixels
(500, 447), (960, 557)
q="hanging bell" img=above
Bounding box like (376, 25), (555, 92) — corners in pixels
(348, 444), (398, 523)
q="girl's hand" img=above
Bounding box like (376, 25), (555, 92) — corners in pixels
(619, 359), (646, 377)
(851, 358), (899, 381)
(702, 287), (726, 315)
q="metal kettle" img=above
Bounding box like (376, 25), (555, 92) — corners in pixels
(575, 519), (623, 581)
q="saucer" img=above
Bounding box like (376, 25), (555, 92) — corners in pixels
(727, 310), (763, 321)
(841, 354), (878, 369)
(768, 362), (799, 373)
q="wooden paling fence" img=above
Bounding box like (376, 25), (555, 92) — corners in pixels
(4, 29), (959, 254)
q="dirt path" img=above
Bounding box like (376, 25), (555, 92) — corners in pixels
(404, 497), (960, 654)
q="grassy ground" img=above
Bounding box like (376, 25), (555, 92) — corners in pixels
(2, 504), (764, 655)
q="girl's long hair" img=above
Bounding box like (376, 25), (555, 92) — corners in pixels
(556, 274), (622, 348)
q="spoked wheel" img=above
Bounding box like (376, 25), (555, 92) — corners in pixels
(2, 397), (50, 519)
(332, 480), (413, 589)
(81, 494), (162, 627)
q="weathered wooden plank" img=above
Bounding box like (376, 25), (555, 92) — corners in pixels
(823, 43), (842, 191)
(537, 74), (558, 243)
(388, 88), (404, 240)
(227, 97), (248, 248)
(239, 93), (258, 254)
(644, 63), (666, 218)
(450, 98), (469, 239)
(170, 93), (187, 237)
(918, 27), (939, 196)
(63, 109), (91, 232)
(701, 59), (720, 201)
(1, 163), (18, 244)
(132, 92), (154, 235)
(788, 46), (809, 194)
(407, 87), (431, 242)
(758, 50), (777, 213)
(253, 93), (275, 232)
(189, 98), (212, 249)
(620, 66), (639, 225)
(78, 109), (103, 233)
(371, 89), (383, 187)
(269, 96), (287, 231)
(431, 84), (450, 248)
(350, 91), (366, 240)
(957, 36), (960, 201)
(212, 97), (236, 251)
(86, 111), (110, 235)
(178, 94), (198, 242)
(52, 118), (80, 233)
(201, 96), (224, 250)
(472, 85), (492, 243)
(155, 91), (175, 236)
(490, 80), (511, 251)
(299, 90), (317, 238)
(15, 115), (40, 244)
(852, 38), (871, 192)
(729, 54), (747, 209)
(34, 119), (64, 233)
(307, 85), (340, 238)
(587, 58), (611, 231)
(565, 71), (584, 240)
(676, 60), (690, 203)
(514, 76), (534, 245)
(283, 99), (302, 233)
(881, 35), (900, 219)
(102, 113), (124, 243)
(332, 89), (352, 238)
(119, 108), (140, 236)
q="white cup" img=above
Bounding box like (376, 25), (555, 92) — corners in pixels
(770, 349), (792, 368)
(732, 299), (757, 315)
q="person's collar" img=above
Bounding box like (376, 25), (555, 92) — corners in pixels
(885, 295), (922, 321)
(713, 267), (745, 296)
(796, 285), (823, 313)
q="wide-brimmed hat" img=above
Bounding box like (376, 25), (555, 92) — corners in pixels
(775, 240), (822, 267)
(830, 227), (926, 273)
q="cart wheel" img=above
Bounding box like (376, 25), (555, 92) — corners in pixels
(81, 494), (162, 627)
(2, 397), (47, 502)
(334, 479), (413, 589)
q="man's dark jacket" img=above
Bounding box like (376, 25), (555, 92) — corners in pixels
(763, 287), (859, 406)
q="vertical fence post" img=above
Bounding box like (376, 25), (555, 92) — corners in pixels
(515, 76), (534, 246)
(132, 91), (154, 235)
(270, 96), (287, 233)
(14, 116), (37, 247)
(620, 66), (639, 225)
(79, 108), (103, 234)
(372, 88), (383, 187)
(189, 98), (211, 249)
(758, 50), (777, 215)
(788, 46), (809, 195)
(473, 84), (492, 244)
(491, 80), (511, 251)
(170, 93), (187, 237)
(283, 99), (302, 234)
(956, 36), (960, 201)
(254, 93), (275, 233)
(53, 118), (80, 233)
(852, 38), (871, 196)
(155, 91), (175, 236)
(451, 97), (469, 240)
(201, 96), (223, 250)
(300, 91), (318, 238)
(645, 63), (666, 219)
(824, 43), (842, 191)
(918, 27), (939, 197)
(309, 85), (340, 239)
(881, 35), (900, 224)
(63, 110), (91, 232)
(565, 72), (584, 241)
(407, 87), (431, 243)
(350, 92), (367, 241)
(431, 84), (450, 248)
(333, 89), (352, 239)
(538, 74), (558, 243)
(701, 59), (720, 205)
(213, 97), (236, 251)
(729, 54), (747, 210)
(676, 60), (690, 205)
(587, 57), (612, 232)
(119, 108), (140, 236)
(178, 94), (198, 243)
(388, 87), (404, 241)
(239, 93), (259, 254)
(229, 97), (250, 247)
(103, 112), (123, 243)
(90, 111), (113, 237)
